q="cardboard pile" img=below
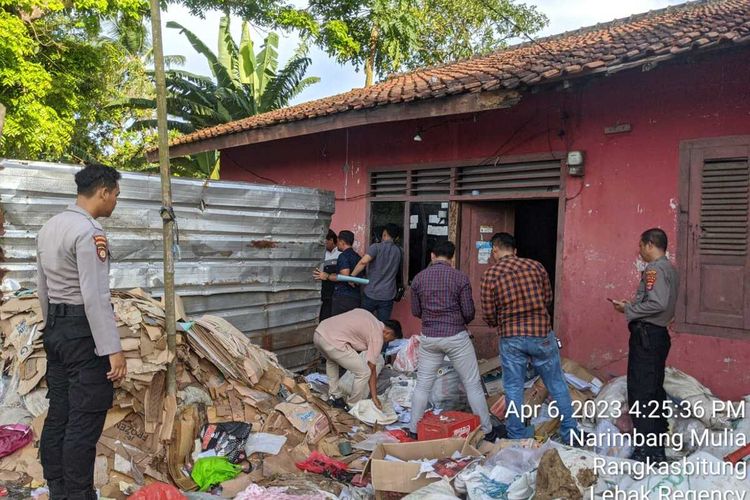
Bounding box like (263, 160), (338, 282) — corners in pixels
(0, 290), (370, 497)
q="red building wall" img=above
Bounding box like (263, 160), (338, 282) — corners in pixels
(221, 48), (750, 399)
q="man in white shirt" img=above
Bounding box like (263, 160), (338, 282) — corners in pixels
(319, 229), (341, 321)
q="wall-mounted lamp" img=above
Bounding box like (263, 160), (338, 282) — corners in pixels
(567, 150), (585, 177)
(413, 131), (423, 142)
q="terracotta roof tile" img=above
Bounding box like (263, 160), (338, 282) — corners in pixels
(166, 0), (750, 149)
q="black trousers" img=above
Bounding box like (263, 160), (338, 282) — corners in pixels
(331, 294), (361, 316)
(40, 305), (114, 500)
(627, 320), (670, 455)
(319, 297), (334, 322)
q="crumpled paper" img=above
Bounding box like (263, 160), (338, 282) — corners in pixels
(348, 400), (398, 425)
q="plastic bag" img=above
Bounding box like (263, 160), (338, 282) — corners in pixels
(352, 431), (400, 451)
(402, 479), (459, 500)
(430, 364), (467, 411)
(0, 424), (33, 458)
(295, 451), (351, 481)
(459, 463), (517, 500)
(484, 440), (554, 474)
(664, 367), (732, 429)
(393, 335), (421, 373)
(234, 484), (333, 500)
(385, 375), (416, 408)
(190, 456), (242, 491)
(199, 422), (251, 463)
(127, 483), (187, 500)
(243, 432), (287, 456)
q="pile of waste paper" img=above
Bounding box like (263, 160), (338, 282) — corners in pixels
(2, 288), (750, 499)
(0, 290), (375, 499)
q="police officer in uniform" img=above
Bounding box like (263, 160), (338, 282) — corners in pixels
(612, 227), (679, 463)
(37, 164), (127, 500)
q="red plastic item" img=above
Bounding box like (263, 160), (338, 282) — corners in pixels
(489, 395), (506, 419)
(0, 424), (33, 458)
(295, 451), (350, 480)
(417, 411), (480, 441)
(386, 429), (416, 442)
(127, 483), (187, 500)
(724, 443), (750, 464)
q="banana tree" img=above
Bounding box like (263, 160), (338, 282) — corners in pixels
(117, 15), (319, 178)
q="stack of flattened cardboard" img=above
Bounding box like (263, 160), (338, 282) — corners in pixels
(0, 290), (371, 497)
(0, 290), (178, 492)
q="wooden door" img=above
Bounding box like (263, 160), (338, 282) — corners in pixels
(458, 202), (515, 355)
(683, 140), (750, 331)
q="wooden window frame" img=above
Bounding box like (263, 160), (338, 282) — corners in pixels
(366, 153), (566, 308)
(675, 136), (750, 340)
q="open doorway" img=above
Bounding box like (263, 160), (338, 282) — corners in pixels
(514, 199), (559, 323)
(514, 200), (558, 291)
(459, 199), (560, 355)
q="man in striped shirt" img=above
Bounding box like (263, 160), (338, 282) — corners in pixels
(480, 232), (579, 445)
(408, 241), (498, 442)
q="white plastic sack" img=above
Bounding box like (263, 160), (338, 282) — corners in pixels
(593, 376), (632, 432)
(592, 420), (634, 459)
(348, 399), (398, 425)
(664, 367), (733, 429)
(386, 376), (416, 408)
(485, 441), (556, 474)
(402, 479), (459, 500)
(610, 451), (750, 495)
(393, 335), (421, 373)
(459, 463), (519, 500)
(667, 417), (706, 458)
(385, 338), (409, 357)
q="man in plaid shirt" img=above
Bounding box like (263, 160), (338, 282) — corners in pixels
(408, 240), (498, 442)
(481, 232), (579, 445)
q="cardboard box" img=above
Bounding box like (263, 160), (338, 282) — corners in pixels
(365, 438), (480, 496)
(561, 358), (604, 395)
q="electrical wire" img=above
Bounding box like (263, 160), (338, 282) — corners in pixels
(334, 113), (542, 202)
(224, 154), (280, 185)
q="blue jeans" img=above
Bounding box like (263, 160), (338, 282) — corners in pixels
(362, 295), (394, 322)
(500, 331), (578, 443)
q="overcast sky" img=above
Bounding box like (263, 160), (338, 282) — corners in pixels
(160, 0), (686, 105)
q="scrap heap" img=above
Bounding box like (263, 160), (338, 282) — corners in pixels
(0, 289), (368, 497)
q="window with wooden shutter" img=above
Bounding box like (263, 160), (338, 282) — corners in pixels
(678, 137), (750, 338)
(370, 170), (407, 197)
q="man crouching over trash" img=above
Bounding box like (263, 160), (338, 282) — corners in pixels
(314, 308), (402, 411)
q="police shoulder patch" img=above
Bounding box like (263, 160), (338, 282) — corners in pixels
(645, 269), (657, 291)
(93, 235), (108, 262)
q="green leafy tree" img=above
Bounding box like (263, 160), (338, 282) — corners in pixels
(119, 15), (319, 178)
(279, 0), (548, 86)
(0, 0), (147, 160)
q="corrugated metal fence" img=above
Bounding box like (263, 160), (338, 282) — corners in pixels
(0, 159), (334, 369)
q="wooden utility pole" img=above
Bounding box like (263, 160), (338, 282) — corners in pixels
(0, 103), (6, 138)
(147, 0), (178, 403)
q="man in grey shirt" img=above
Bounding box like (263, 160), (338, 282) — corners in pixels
(351, 223), (402, 321)
(37, 163), (126, 500)
(612, 227), (679, 464)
